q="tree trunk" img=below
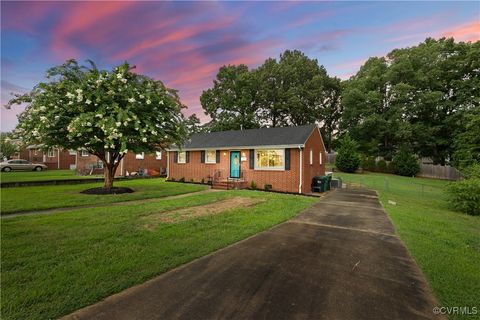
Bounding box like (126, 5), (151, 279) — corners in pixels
(104, 164), (115, 190)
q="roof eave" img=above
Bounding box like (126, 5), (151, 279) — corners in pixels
(167, 144), (305, 151)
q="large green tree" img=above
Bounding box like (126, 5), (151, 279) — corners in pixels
(452, 108), (480, 170)
(342, 38), (479, 164)
(201, 50), (342, 149)
(7, 60), (188, 189)
(200, 65), (258, 131)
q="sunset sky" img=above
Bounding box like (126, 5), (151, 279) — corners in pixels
(1, 1), (479, 131)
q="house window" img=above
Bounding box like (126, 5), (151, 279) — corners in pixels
(319, 152), (323, 165)
(255, 149), (285, 170)
(135, 152), (145, 160)
(81, 149), (89, 157)
(310, 149), (313, 165)
(177, 151), (186, 164)
(205, 150), (216, 163)
(155, 151), (162, 160)
(69, 149), (77, 155)
(47, 148), (55, 157)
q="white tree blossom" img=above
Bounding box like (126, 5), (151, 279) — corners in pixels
(7, 59), (188, 189)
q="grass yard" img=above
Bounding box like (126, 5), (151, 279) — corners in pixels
(0, 169), (102, 183)
(1, 179), (207, 214)
(335, 172), (480, 320)
(1, 190), (317, 320)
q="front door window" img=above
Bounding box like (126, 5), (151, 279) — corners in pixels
(230, 151), (240, 178)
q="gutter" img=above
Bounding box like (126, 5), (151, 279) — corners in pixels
(166, 151), (170, 180)
(298, 146), (303, 194)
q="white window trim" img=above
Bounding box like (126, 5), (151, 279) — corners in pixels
(69, 149), (77, 155)
(319, 152), (323, 165)
(310, 149), (313, 165)
(47, 148), (55, 157)
(81, 149), (89, 157)
(155, 151), (162, 160)
(177, 151), (186, 164)
(254, 149), (285, 171)
(205, 150), (216, 164)
(135, 152), (145, 160)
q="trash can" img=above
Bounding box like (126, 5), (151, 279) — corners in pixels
(325, 175), (332, 191)
(311, 176), (325, 193)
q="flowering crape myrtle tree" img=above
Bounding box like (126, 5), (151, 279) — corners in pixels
(7, 60), (188, 190)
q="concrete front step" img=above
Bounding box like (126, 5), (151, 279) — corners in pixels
(212, 180), (247, 190)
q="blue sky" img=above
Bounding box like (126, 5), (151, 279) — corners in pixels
(1, 1), (479, 131)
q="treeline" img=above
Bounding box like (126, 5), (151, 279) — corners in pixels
(199, 50), (341, 152)
(196, 38), (479, 168)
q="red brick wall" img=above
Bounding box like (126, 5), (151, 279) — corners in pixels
(302, 128), (327, 193)
(168, 148), (302, 193)
(168, 127), (327, 194)
(17, 148), (75, 169)
(76, 153), (104, 175)
(75, 151), (167, 176)
(120, 152), (167, 176)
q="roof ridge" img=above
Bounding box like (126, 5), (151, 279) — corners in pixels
(194, 123), (316, 136)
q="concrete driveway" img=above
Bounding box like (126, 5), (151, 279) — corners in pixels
(66, 188), (442, 320)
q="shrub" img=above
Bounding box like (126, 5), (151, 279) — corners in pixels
(447, 178), (480, 216)
(461, 163), (480, 179)
(201, 178), (205, 184)
(386, 161), (395, 174)
(360, 155), (367, 169)
(190, 178), (194, 183)
(376, 159), (387, 173)
(179, 177), (185, 183)
(170, 177), (176, 182)
(250, 180), (257, 190)
(264, 184), (272, 191)
(365, 157), (376, 172)
(335, 135), (361, 173)
(392, 147), (420, 177)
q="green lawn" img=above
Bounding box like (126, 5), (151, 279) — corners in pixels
(1, 179), (207, 214)
(335, 172), (480, 320)
(1, 190), (317, 320)
(0, 169), (102, 183)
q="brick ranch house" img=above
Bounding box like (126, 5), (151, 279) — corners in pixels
(167, 124), (326, 194)
(75, 150), (167, 177)
(14, 145), (76, 170)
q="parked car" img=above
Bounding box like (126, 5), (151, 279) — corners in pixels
(0, 159), (48, 172)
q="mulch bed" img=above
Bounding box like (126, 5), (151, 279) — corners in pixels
(80, 187), (134, 195)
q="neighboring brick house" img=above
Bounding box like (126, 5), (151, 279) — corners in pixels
(167, 124), (326, 194)
(15, 145), (77, 170)
(75, 150), (167, 177)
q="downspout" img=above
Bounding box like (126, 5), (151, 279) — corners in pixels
(120, 156), (124, 176)
(166, 151), (170, 180)
(57, 148), (60, 169)
(298, 146), (303, 194)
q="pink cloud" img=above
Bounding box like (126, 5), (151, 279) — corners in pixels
(1, 2), (54, 34)
(49, 2), (135, 59)
(333, 58), (367, 70)
(442, 21), (480, 42)
(114, 21), (227, 60)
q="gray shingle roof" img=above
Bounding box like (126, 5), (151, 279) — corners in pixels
(174, 124), (317, 150)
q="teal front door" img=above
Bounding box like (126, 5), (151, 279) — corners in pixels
(230, 151), (241, 178)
